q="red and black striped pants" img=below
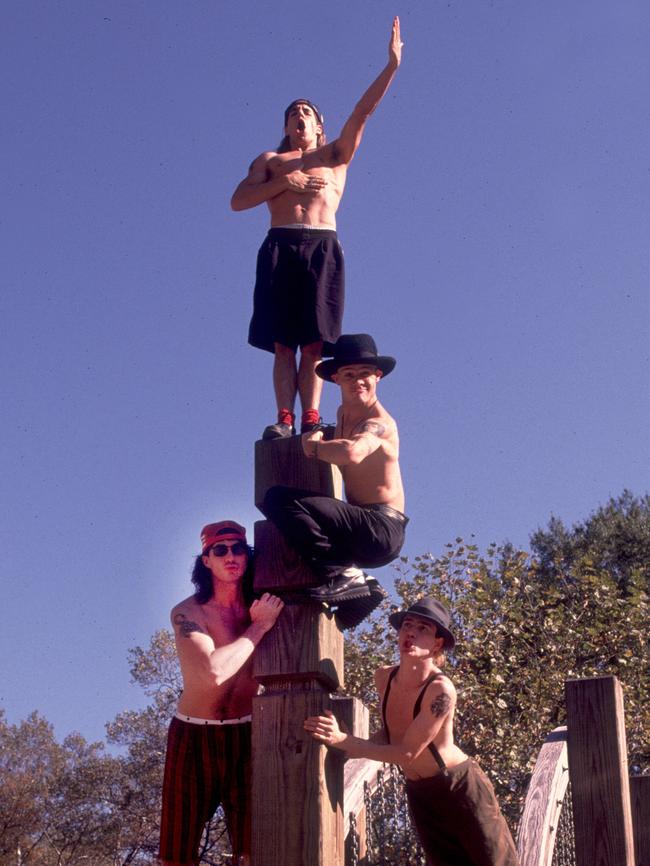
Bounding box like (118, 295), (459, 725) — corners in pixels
(159, 716), (251, 865)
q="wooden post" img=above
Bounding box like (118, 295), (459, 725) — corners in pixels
(332, 696), (373, 866)
(565, 676), (636, 866)
(631, 775), (650, 866)
(251, 436), (345, 866)
(516, 727), (569, 866)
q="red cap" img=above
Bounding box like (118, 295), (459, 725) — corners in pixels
(200, 521), (247, 553)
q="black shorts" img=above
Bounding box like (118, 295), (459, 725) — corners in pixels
(248, 227), (345, 354)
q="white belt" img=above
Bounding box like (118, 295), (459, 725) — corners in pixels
(175, 711), (252, 726)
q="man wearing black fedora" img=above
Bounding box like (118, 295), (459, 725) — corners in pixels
(305, 598), (520, 866)
(261, 333), (407, 628)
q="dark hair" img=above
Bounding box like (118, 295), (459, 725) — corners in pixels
(277, 129), (327, 154)
(191, 546), (255, 606)
(278, 100), (326, 153)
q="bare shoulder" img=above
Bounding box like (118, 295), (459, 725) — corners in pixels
(356, 405), (398, 441)
(170, 596), (207, 636)
(247, 150), (278, 174)
(374, 664), (396, 692)
(423, 674), (456, 718)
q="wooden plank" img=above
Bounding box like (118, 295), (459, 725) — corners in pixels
(253, 601), (344, 691)
(631, 775), (650, 866)
(333, 697), (376, 866)
(516, 727), (569, 866)
(251, 687), (343, 866)
(254, 434), (342, 512)
(253, 520), (322, 591)
(565, 676), (636, 866)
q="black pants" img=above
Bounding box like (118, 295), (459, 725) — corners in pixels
(406, 760), (519, 866)
(262, 486), (407, 582)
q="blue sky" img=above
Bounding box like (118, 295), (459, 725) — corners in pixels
(2, 0), (649, 745)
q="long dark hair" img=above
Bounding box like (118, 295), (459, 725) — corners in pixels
(277, 129), (327, 154)
(191, 546), (256, 606)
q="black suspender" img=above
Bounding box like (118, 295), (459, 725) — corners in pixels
(381, 667), (449, 775)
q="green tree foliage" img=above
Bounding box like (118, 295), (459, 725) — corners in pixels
(0, 711), (123, 866)
(2, 492), (648, 859)
(530, 489), (650, 592)
(345, 534), (649, 828)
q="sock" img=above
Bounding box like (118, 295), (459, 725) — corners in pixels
(301, 408), (320, 427)
(277, 408), (295, 427)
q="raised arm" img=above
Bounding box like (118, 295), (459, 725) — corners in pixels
(304, 677), (455, 771)
(172, 594), (283, 688)
(332, 16), (403, 165)
(230, 151), (328, 211)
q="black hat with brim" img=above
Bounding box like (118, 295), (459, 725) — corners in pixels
(389, 598), (456, 650)
(316, 333), (396, 382)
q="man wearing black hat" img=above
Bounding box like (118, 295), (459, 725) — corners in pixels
(262, 333), (407, 628)
(305, 598), (520, 866)
(231, 19), (402, 441)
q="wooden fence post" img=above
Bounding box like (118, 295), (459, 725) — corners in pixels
(565, 676), (636, 866)
(516, 727), (569, 866)
(251, 436), (345, 866)
(631, 775), (650, 866)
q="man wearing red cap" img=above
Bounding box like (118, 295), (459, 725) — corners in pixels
(305, 598), (520, 866)
(231, 18), (402, 442)
(159, 521), (283, 866)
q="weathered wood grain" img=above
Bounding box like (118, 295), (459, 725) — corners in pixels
(253, 601), (343, 691)
(631, 774), (650, 866)
(566, 676), (636, 866)
(516, 726), (569, 866)
(253, 520), (321, 591)
(254, 435), (342, 511)
(252, 688), (344, 866)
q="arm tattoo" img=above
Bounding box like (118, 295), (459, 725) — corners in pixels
(430, 693), (452, 718)
(174, 613), (206, 637)
(351, 420), (386, 437)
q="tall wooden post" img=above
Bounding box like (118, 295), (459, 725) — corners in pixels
(251, 436), (345, 866)
(631, 775), (650, 866)
(565, 676), (636, 866)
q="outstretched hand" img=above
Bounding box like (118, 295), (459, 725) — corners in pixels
(388, 16), (403, 68)
(304, 710), (347, 747)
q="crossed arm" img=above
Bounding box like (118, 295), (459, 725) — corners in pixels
(230, 153), (327, 211)
(301, 420), (391, 466)
(304, 677), (454, 772)
(172, 594), (283, 688)
(230, 18), (402, 211)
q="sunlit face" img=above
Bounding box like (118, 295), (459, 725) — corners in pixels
(331, 364), (382, 404)
(285, 102), (322, 146)
(201, 542), (248, 584)
(399, 615), (444, 658)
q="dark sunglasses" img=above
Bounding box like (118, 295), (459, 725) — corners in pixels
(208, 542), (247, 557)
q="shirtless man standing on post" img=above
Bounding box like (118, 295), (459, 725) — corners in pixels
(262, 333), (407, 629)
(231, 18), (402, 441)
(305, 598), (520, 866)
(159, 521), (283, 866)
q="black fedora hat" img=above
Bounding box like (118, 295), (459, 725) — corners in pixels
(389, 598), (456, 650)
(316, 334), (396, 382)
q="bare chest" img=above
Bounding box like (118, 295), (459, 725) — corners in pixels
(384, 689), (419, 741)
(269, 151), (339, 180)
(203, 607), (250, 647)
